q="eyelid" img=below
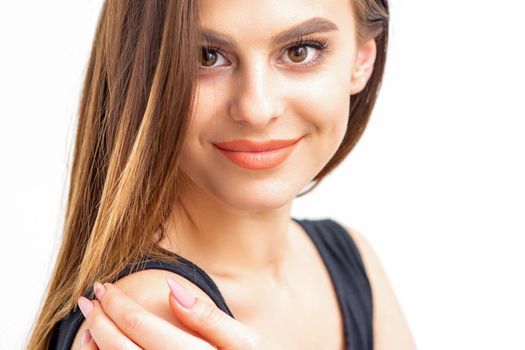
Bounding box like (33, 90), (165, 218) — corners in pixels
(282, 35), (329, 51)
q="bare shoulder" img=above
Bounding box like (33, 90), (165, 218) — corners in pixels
(70, 269), (215, 349)
(342, 224), (418, 350)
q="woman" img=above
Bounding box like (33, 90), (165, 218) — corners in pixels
(28, 0), (415, 349)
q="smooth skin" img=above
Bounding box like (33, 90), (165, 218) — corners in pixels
(72, 0), (416, 348)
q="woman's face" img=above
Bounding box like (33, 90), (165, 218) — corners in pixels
(179, 0), (376, 211)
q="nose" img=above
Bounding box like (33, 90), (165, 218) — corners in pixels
(228, 60), (284, 129)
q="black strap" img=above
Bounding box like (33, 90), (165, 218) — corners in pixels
(293, 218), (374, 350)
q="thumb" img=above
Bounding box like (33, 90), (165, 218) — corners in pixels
(166, 277), (262, 350)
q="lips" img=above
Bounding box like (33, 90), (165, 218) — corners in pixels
(212, 137), (303, 170)
(213, 138), (302, 152)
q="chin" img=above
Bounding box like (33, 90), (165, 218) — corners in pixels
(209, 178), (301, 212)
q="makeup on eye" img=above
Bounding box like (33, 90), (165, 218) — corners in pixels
(197, 35), (330, 73)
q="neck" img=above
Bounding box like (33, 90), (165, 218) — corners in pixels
(160, 182), (296, 282)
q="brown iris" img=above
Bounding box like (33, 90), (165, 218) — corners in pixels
(199, 48), (217, 67)
(287, 46), (308, 63)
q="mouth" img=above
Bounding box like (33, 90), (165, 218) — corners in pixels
(212, 136), (303, 170)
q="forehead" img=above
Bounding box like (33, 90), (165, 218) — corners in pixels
(197, 0), (354, 45)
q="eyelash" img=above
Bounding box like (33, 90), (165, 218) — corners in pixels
(199, 35), (329, 72)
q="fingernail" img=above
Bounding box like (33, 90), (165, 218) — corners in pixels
(80, 329), (92, 347)
(94, 282), (106, 301)
(77, 296), (94, 317)
(166, 276), (195, 309)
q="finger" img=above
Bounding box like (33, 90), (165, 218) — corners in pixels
(94, 282), (215, 350)
(79, 329), (98, 350)
(79, 297), (142, 350)
(166, 277), (263, 350)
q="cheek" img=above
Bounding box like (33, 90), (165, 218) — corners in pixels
(188, 84), (225, 141)
(287, 70), (351, 159)
(178, 92), (212, 176)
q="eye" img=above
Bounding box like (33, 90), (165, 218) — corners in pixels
(286, 46), (310, 63)
(198, 46), (230, 70)
(280, 36), (329, 68)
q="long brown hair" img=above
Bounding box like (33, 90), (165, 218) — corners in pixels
(27, 0), (389, 348)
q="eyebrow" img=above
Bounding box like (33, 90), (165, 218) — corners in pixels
(199, 17), (338, 48)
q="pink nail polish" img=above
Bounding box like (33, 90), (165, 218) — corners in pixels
(166, 276), (196, 308)
(94, 282), (106, 301)
(80, 329), (92, 347)
(77, 296), (94, 317)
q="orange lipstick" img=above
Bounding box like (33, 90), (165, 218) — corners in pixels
(213, 137), (302, 170)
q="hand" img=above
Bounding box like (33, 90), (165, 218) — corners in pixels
(77, 278), (263, 350)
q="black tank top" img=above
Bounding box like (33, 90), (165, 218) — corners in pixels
(49, 218), (373, 350)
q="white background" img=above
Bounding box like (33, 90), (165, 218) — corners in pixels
(1, 1), (524, 349)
